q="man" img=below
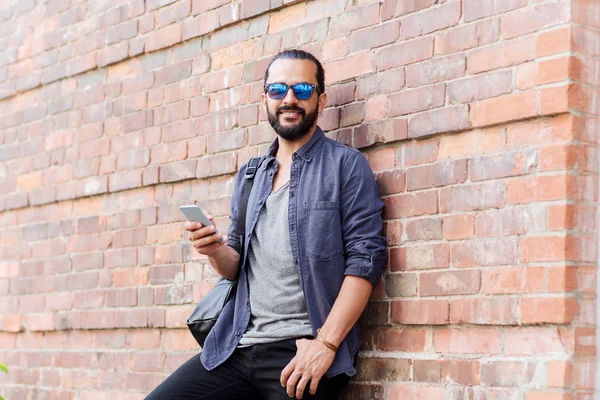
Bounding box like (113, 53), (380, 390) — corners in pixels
(146, 50), (387, 400)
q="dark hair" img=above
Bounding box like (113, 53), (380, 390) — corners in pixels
(263, 49), (325, 95)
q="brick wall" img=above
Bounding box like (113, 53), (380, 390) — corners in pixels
(0, 0), (597, 398)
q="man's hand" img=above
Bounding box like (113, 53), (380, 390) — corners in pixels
(280, 338), (336, 399)
(185, 211), (227, 256)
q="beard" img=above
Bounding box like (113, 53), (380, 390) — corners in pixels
(267, 103), (319, 142)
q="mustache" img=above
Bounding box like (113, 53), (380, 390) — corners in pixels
(277, 106), (306, 115)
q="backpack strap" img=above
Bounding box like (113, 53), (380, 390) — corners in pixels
(235, 156), (265, 268)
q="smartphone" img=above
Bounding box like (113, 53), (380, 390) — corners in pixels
(179, 205), (223, 242)
(179, 205), (213, 226)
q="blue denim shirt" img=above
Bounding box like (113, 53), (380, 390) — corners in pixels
(200, 126), (387, 377)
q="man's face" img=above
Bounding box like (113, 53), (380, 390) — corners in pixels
(262, 59), (327, 142)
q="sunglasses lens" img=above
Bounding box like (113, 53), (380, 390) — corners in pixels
(267, 83), (288, 100)
(293, 84), (314, 100)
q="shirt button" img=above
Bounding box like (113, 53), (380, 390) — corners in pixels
(259, 200), (263, 205)
(235, 331), (241, 336)
(269, 172), (273, 177)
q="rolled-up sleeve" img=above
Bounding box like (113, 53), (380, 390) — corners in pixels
(340, 152), (388, 286)
(226, 164), (248, 256)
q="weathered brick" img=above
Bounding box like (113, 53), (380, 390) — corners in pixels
(406, 54), (465, 87)
(400, 1), (461, 40)
(375, 37), (433, 71)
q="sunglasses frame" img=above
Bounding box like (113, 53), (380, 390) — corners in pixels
(264, 82), (319, 100)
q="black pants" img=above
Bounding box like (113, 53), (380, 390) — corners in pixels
(145, 339), (350, 400)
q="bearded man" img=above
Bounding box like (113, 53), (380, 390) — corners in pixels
(146, 49), (387, 400)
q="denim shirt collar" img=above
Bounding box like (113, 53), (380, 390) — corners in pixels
(266, 126), (326, 163)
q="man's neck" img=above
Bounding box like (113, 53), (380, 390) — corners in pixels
(275, 124), (317, 163)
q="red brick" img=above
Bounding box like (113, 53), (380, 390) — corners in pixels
(470, 150), (538, 182)
(384, 272), (417, 297)
(435, 19), (500, 55)
(365, 327), (427, 352)
(400, 1), (461, 39)
(391, 299), (449, 325)
(517, 57), (571, 90)
(348, 21), (400, 53)
(155, 0), (190, 28)
(421, 270), (481, 296)
(448, 70), (513, 103)
(375, 170), (405, 197)
(480, 361), (535, 387)
(203, 67), (243, 93)
(507, 114), (573, 148)
(182, 11), (220, 40)
(443, 214), (475, 240)
(475, 207), (545, 238)
(505, 327), (574, 356)
(502, 2), (569, 40)
(341, 103), (365, 128)
(507, 174), (577, 205)
(468, 36), (536, 74)
(450, 298), (519, 325)
(163, 120), (196, 143)
(471, 91), (538, 128)
(537, 26), (571, 57)
(356, 69), (404, 100)
(366, 147), (395, 172)
(324, 53), (374, 84)
(464, 0), (528, 22)
(382, 190), (438, 219)
(391, 243), (449, 271)
(353, 119), (407, 149)
(355, 358), (410, 382)
(121, 110), (153, 133)
(440, 182), (506, 213)
(364, 96), (388, 123)
(375, 37), (434, 71)
(329, 3), (380, 36)
(451, 238), (517, 268)
(410, 105), (470, 138)
(548, 266), (579, 293)
(159, 160), (197, 183)
(482, 267), (545, 294)
(406, 160), (467, 191)
(405, 217), (442, 241)
(388, 384), (445, 399)
(521, 297), (579, 325)
(396, 137), (439, 167)
(146, 24), (182, 53)
(155, 61), (192, 87)
(390, 84), (445, 117)
(406, 54), (465, 87)
(434, 328), (501, 354)
(382, 0), (436, 20)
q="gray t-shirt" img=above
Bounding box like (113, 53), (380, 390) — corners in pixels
(239, 181), (313, 346)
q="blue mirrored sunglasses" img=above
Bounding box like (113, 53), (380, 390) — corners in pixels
(264, 82), (318, 100)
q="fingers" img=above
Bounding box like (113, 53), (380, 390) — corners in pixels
(195, 240), (225, 256)
(309, 376), (321, 395)
(286, 371), (302, 399)
(189, 224), (218, 242)
(280, 357), (296, 388)
(295, 376), (311, 399)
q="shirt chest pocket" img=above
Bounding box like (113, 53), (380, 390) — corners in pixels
(304, 201), (344, 261)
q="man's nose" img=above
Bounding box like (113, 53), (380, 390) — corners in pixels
(282, 87), (298, 104)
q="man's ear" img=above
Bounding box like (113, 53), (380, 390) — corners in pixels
(261, 92), (267, 110)
(317, 92), (328, 114)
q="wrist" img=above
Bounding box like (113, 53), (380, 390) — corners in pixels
(315, 328), (339, 353)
